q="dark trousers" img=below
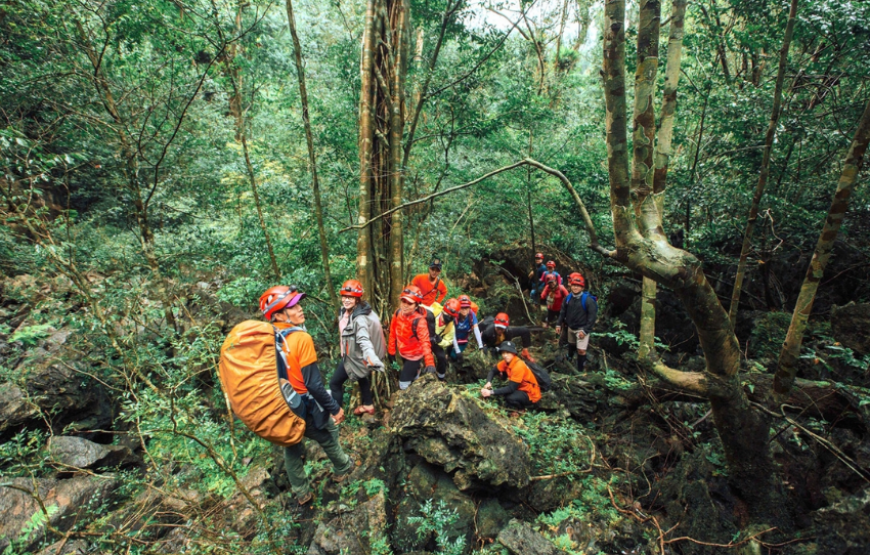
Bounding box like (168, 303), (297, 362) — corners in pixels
(545, 309), (560, 326)
(503, 390), (534, 409)
(399, 358), (424, 389)
(329, 360), (373, 407)
(432, 344), (448, 379)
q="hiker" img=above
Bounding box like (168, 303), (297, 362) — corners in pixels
(540, 260), (562, 288)
(411, 256), (448, 307)
(432, 298), (461, 380)
(481, 312), (535, 361)
(258, 286), (354, 505)
(328, 280), (385, 417)
(528, 252), (546, 304)
(388, 284), (437, 389)
(539, 274), (569, 328)
(451, 295), (484, 362)
(480, 341), (541, 410)
(555, 272), (598, 372)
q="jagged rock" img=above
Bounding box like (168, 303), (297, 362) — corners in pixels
(832, 303), (870, 355)
(0, 475), (119, 553)
(222, 466), (271, 539)
(389, 374), (531, 490)
(810, 487), (870, 555)
(476, 498), (510, 539)
(307, 491), (389, 555)
(497, 520), (566, 555)
(48, 436), (139, 470)
(528, 477), (587, 512)
(1, 328), (112, 441)
(392, 462), (476, 553)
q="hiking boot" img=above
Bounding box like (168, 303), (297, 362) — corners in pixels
(333, 458), (355, 483)
(297, 491), (313, 506)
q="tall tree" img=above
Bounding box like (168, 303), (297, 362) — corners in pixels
(728, 0), (799, 325)
(286, 0), (337, 306)
(602, 0), (784, 523)
(774, 99), (870, 396)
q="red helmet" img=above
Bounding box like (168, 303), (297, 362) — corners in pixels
(458, 295), (472, 309)
(400, 284), (424, 304)
(535, 252), (544, 259)
(547, 274), (557, 283)
(546, 260), (556, 269)
(260, 285), (305, 320)
(568, 272), (586, 288)
(494, 313), (510, 328)
(339, 279), (364, 298)
(442, 298), (461, 318)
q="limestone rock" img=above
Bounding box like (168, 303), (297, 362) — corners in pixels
(389, 374), (531, 490)
(832, 303), (870, 355)
(497, 520), (566, 555)
(307, 491), (389, 555)
(0, 475), (119, 553)
(476, 498), (510, 539)
(48, 436), (139, 470)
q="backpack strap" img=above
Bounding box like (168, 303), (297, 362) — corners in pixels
(581, 292), (589, 312)
(274, 326), (303, 382)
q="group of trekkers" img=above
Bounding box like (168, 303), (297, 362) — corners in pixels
(220, 254), (597, 505)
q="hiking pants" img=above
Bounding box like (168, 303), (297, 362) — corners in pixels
(283, 418), (352, 499)
(329, 360), (373, 407)
(398, 358), (424, 389)
(545, 309), (560, 326)
(503, 390), (534, 409)
(432, 344), (448, 380)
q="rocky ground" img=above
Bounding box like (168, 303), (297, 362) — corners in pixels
(2, 260), (870, 554)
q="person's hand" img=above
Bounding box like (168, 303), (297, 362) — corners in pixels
(578, 331), (586, 339)
(424, 365), (436, 374)
(333, 408), (346, 425)
(481, 388), (492, 398)
(484, 382), (492, 389)
(555, 326), (561, 335)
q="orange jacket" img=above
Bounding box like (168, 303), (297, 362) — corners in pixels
(388, 307), (435, 367)
(411, 274), (447, 306)
(496, 356), (542, 403)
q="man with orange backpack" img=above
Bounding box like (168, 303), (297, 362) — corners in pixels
(257, 286), (353, 505)
(388, 285), (437, 389)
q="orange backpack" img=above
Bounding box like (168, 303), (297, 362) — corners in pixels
(219, 321), (306, 446)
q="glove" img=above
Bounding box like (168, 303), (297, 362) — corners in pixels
(423, 365), (436, 374)
(521, 348), (535, 362)
(454, 352), (464, 365)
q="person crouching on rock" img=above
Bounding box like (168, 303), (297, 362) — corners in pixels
(388, 284), (436, 389)
(259, 286), (354, 506)
(480, 341), (541, 410)
(329, 279), (385, 417)
(481, 312), (535, 362)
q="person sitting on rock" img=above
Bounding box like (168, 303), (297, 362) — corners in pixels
(329, 280), (385, 417)
(481, 312), (535, 362)
(481, 341), (541, 410)
(258, 286), (354, 506)
(451, 295), (484, 362)
(539, 274), (569, 329)
(388, 285), (437, 389)
(411, 256), (447, 307)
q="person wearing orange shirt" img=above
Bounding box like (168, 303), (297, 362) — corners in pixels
(259, 286), (354, 505)
(480, 341), (541, 410)
(411, 256), (447, 306)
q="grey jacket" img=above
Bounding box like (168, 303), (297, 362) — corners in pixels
(339, 302), (386, 380)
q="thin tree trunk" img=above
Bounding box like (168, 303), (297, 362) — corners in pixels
(286, 0), (337, 306)
(603, 0), (783, 523)
(241, 130), (281, 281)
(775, 99), (870, 396)
(630, 0), (660, 359)
(728, 0), (799, 325)
(388, 0), (410, 306)
(357, 0), (377, 296)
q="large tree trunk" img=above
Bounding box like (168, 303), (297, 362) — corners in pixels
(286, 0), (336, 306)
(602, 0), (784, 524)
(357, 0), (377, 298)
(728, 0), (799, 325)
(775, 99), (870, 396)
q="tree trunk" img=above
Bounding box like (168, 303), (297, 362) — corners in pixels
(775, 98), (870, 396)
(357, 0), (377, 297)
(286, 0), (337, 307)
(603, 0), (784, 524)
(728, 0), (799, 325)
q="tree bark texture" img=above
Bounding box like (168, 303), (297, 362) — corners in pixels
(603, 0), (783, 523)
(286, 0), (337, 307)
(728, 0), (799, 325)
(774, 99), (870, 396)
(357, 0), (411, 308)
